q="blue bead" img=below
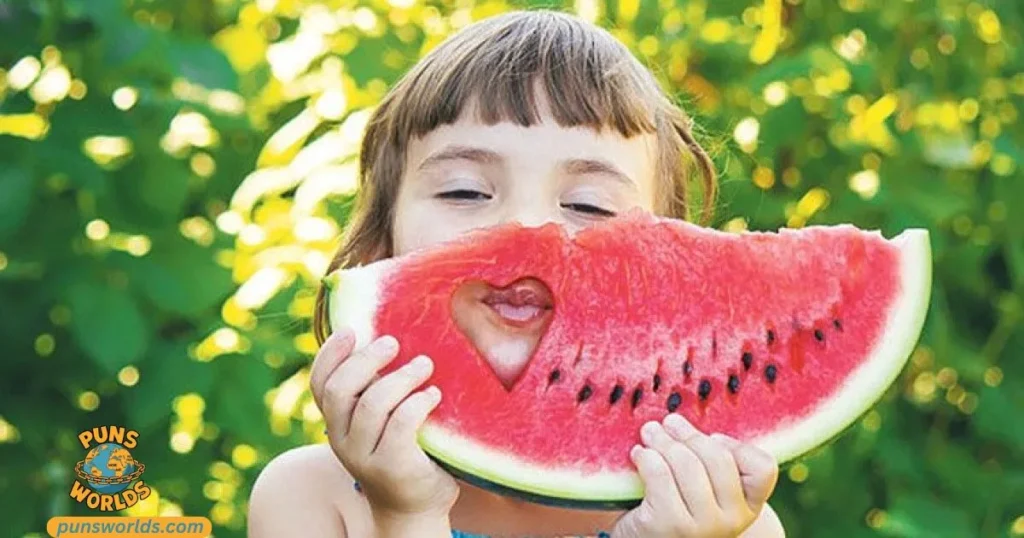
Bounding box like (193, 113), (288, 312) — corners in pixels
(598, 532), (611, 538)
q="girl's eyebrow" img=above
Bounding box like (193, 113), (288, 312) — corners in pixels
(561, 158), (636, 188)
(417, 144), (503, 170)
(416, 144), (636, 188)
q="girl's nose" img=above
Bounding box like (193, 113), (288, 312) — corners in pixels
(502, 205), (560, 229)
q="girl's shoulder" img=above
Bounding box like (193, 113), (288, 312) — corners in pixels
(248, 443), (373, 537)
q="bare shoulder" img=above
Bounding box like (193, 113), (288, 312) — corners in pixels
(740, 503), (786, 538)
(248, 444), (372, 538)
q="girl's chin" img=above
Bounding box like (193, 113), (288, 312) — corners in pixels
(452, 301), (552, 389)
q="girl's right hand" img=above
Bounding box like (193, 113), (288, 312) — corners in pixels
(310, 328), (460, 525)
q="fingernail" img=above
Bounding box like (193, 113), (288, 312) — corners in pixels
(640, 421), (660, 442)
(630, 444), (643, 460)
(327, 328), (354, 345)
(409, 355), (432, 372)
(663, 413), (687, 429)
(426, 385), (441, 399)
(664, 413), (700, 437)
(371, 335), (398, 354)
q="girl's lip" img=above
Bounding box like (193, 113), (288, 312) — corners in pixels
(481, 279), (554, 309)
(479, 279), (554, 329)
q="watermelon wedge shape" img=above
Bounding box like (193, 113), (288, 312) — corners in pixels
(325, 211), (931, 508)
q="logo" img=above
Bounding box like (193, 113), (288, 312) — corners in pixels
(70, 426), (151, 512)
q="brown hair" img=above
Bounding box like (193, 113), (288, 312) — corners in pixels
(313, 9), (717, 344)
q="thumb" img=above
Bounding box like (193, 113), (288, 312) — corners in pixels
(710, 434), (779, 509)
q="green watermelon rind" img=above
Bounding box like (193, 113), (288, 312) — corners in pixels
(325, 226), (932, 507)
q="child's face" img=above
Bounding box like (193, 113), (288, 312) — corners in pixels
(392, 95), (659, 256)
(390, 92), (659, 387)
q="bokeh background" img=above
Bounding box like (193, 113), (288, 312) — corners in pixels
(1, 0), (1022, 536)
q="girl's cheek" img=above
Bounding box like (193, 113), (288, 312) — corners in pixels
(393, 204), (485, 255)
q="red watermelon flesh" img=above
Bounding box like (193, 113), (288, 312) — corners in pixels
(325, 211), (931, 508)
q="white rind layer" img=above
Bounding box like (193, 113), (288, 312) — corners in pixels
(749, 229), (931, 461)
(325, 259), (394, 350)
(325, 229), (932, 504)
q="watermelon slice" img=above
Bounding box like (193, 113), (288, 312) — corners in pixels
(324, 212), (931, 508)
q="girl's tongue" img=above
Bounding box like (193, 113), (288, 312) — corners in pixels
(489, 303), (544, 322)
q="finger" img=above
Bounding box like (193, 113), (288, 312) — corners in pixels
(641, 421), (715, 519)
(661, 412), (704, 441)
(321, 335), (400, 439)
(629, 444), (692, 524)
(374, 385), (443, 460)
(728, 439), (780, 509)
(309, 328), (356, 409)
(685, 433), (747, 516)
(663, 415), (746, 513)
(347, 355), (435, 455)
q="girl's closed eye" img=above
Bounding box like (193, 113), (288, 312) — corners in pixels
(561, 189), (620, 217)
(436, 189), (493, 201)
(561, 201), (616, 217)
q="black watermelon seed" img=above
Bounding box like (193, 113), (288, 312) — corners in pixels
(698, 379), (712, 401)
(765, 364), (778, 383)
(683, 360), (693, 376)
(577, 385), (593, 403)
(814, 329), (825, 342)
(833, 319), (843, 330)
(631, 387), (643, 408)
(767, 330), (776, 345)
(666, 392), (682, 412)
(727, 375), (741, 394)
(609, 384), (624, 404)
(548, 369), (561, 384)
(652, 374), (662, 392)
(741, 352), (753, 371)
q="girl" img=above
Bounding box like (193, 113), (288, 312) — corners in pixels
(249, 10), (785, 538)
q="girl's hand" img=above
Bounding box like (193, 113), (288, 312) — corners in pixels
(612, 414), (779, 538)
(309, 328), (459, 526)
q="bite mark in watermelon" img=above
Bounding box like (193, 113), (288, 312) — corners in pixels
(325, 212), (931, 508)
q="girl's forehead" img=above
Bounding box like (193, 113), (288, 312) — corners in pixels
(406, 115), (658, 185)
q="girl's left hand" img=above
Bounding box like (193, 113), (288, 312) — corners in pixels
(611, 414), (779, 538)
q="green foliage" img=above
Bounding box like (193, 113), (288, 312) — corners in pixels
(1, 0), (1022, 536)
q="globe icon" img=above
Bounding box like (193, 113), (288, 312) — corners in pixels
(75, 442), (143, 494)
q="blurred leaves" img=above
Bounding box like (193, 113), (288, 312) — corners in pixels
(2, 0), (1023, 536)
(67, 281), (149, 373)
(881, 494), (973, 538)
(0, 167), (34, 241)
(130, 237), (234, 316)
